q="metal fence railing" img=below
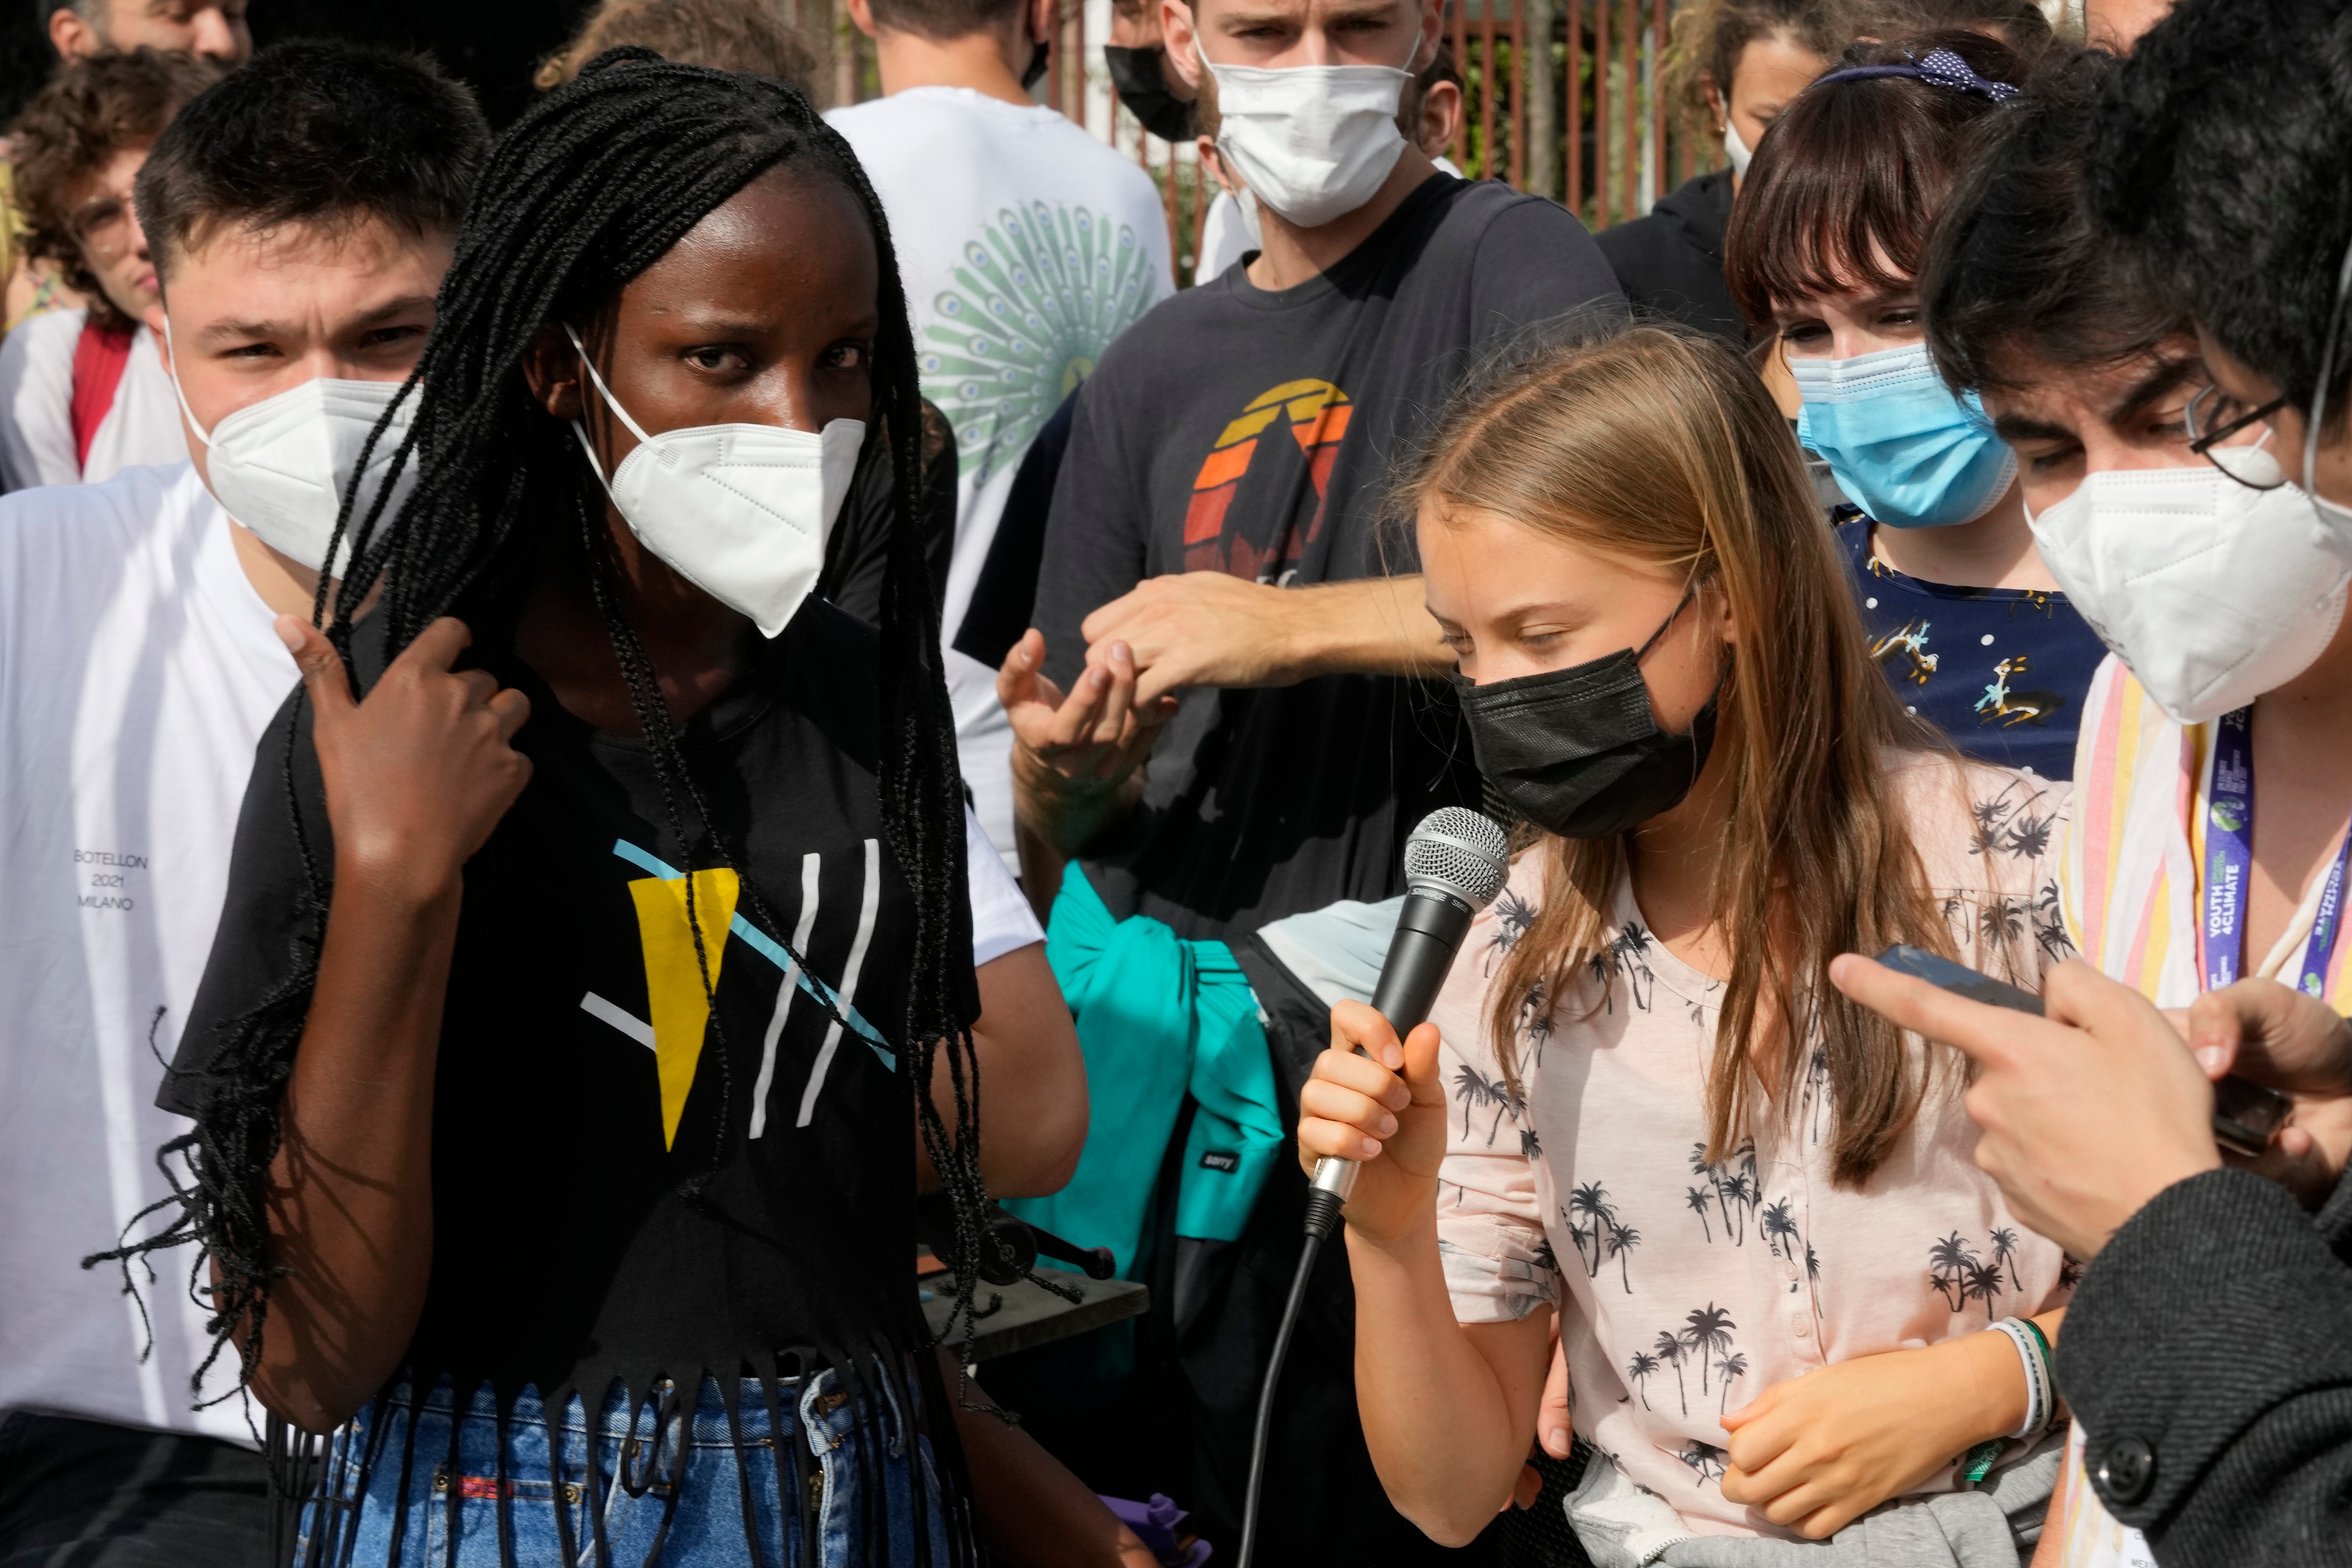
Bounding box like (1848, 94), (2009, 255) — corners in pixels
(1123, 0), (1712, 286)
(823, 0), (1713, 289)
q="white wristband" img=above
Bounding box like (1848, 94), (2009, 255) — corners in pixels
(1989, 1317), (2052, 1441)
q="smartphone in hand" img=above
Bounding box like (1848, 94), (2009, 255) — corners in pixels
(1872, 945), (2291, 1158)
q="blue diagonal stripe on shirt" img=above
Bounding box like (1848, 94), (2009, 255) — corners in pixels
(611, 838), (895, 1069)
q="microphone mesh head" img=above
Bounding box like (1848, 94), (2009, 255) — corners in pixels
(1404, 807), (1511, 911)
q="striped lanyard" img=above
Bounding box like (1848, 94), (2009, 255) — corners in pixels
(2202, 705), (2352, 996)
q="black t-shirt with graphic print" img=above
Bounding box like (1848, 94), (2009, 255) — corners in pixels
(163, 600), (976, 1403)
(1032, 173), (1624, 942)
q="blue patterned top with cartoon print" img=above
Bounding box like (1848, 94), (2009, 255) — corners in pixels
(1835, 517), (2108, 782)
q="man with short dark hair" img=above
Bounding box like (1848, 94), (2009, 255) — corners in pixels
(2085, 0), (2352, 517)
(0, 40), (486, 1561)
(42, 0), (250, 63)
(826, 0), (1170, 874)
(1923, 51), (2352, 1562)
(1868, 3), (2352, 1559)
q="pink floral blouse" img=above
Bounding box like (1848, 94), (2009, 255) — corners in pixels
(1430, 755), (2078, 1538)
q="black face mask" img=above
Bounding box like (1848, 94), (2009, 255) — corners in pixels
(1104, 44), (1197, 142)
(1023, 35), (1051, 90)
(1457, 593), (1725, 840)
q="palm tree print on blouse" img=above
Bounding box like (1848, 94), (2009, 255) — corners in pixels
(1589, 920), (1660, 1013)
(1927, 1230), (2014, 1321)
(1801, 1043), (1831, 1145)
(1680, 1303), (1739, 1401)
(1517, 980), (1556, 1067)
(1948, 781), (2078, 969)
(1686, 1142), (1760, 1244)
(1715, 1352), (1749, 1415)
(1678, 1440), (1729, 1485)
(1453, 1062), (1518, 1143)
(1968, 780), (2061, 864)
(1565, 1182), (1639, 1290)
(1489, 887), (1537, 970)
(1626, 1350), (1660, 1410)
(1653, 1331), (1692, 1415)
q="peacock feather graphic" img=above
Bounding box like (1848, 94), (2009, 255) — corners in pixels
(921, 201), (1158, 489)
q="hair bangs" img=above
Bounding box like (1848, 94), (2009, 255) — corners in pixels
(1729, 142), (1930, 326)
(1724, 28), (2024, 328)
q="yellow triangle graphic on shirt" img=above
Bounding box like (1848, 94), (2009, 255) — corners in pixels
(627, 869), (741, 1150)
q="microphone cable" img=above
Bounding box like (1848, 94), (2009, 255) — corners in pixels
(1236, 1185), (1345, 1567)
(1232, 807), (1510, 1568)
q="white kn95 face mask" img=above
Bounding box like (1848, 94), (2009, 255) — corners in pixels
(565, 325), (864, 638)
(1203, 54), (1412, 229)
(167, 324), (417, 576)
(2027, 464), (2352, 724)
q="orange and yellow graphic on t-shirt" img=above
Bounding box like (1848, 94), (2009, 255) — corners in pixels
(1183, 379), (1353, 576)
(628, 868), (741, 1150)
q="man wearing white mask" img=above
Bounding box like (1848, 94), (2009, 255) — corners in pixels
(0, 42), (485, 1561)
(1917, 31), (2352, 1564)
(991, 0), (1620, 1555)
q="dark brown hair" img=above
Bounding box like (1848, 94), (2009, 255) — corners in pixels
(865, 0), (1021, 44)
(1923, 45), (2182, 395)
(1723, 27), (2023, 327)
(1398, 326), (1959, 1185)
(535, 0), (818, 94)
(9, 48), (219, 326)
(136, 42), (485, 286)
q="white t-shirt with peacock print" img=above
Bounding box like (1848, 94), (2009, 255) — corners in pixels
(827, 86), (1173, 645)
(828, 88), (1171, 867)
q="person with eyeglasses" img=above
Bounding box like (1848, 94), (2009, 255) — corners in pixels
(1919, 43), (2352, 1568)
(0, 50), (218, 491)
(1823, 8), (2352, 1564)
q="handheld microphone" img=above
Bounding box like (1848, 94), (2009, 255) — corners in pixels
(1303, 807), (1511, 1239)
(1235, 807), (1510, 1568)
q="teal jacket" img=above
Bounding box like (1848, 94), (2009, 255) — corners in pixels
(1003, 865), (1285, 1277)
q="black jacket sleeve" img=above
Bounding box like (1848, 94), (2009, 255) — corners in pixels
(2057, 1165), (2352, 1565)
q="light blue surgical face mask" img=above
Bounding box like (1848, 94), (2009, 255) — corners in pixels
(1791, 342), (2018, 529)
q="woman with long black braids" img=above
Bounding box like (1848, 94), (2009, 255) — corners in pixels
(127, 46), (1115, 1566)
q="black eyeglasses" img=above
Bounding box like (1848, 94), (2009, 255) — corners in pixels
(2184, 383), (2290, 490)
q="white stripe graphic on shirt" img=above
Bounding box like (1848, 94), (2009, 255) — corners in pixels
(750, 852), (823, 1140)
(578, 991), (655, 1050)
(796, 838), (879, 1128)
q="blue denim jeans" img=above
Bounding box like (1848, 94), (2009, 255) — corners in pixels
(297, 1367), (948, 1567)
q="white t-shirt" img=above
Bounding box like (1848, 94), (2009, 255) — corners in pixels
(827, 87), (1173, 643)
(0, 308), (188, 492)
(0, 462), (293, 1443)
(828, 88), (1171, 867)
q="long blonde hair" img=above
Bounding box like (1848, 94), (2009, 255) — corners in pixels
(1402, 326), (1954, 1185)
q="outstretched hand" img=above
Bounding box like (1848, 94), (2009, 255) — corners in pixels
(997, 629), (1177, 853)
(281, 614), (532, 902)
(1827, 955), (2218, 1259)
